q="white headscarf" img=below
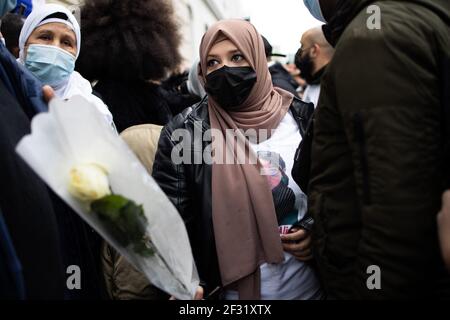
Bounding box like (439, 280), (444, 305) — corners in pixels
(18, 4), (114, 128)
(19, 4), (81, 62)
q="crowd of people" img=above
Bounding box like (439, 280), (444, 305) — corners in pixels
(0, 0), (449, 300)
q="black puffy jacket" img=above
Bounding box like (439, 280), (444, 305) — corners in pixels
(152, 97), (314, 296)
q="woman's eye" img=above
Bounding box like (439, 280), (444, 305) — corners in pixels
(207, 59), (218, 68)
(39, 35), (51, 41)
(232, 54), (244, 62)
(63, 40), (73, 47)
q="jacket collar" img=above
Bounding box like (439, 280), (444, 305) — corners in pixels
(190, 96), (314, 139)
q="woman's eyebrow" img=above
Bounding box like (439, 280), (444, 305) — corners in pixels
(62, 33), (76, 43)
(36, 29), (53, 35)
(207, 49), (242, 59)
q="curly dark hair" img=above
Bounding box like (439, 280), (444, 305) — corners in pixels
(77, 0), (182, 81)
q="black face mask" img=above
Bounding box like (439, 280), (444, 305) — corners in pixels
(205, 66), (257, 110)
(295, 48), (314, 84)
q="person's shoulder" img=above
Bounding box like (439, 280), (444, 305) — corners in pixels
(291, 96), (314, 113)
(162, 97), (209, 135)
(289, 96), (315, 129)
(270, 62), (292, 79)
(341, 1), (446, 45)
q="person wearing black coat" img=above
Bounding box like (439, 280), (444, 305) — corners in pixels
(0, 77), (64, 300)
(76, 0), (183, 133)
(153, 95), (318, 299)
(1, 31), (105, 300)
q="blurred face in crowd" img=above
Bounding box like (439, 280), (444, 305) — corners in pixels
(295, 32), (318, 83)
(299, 35), (315, 61)
(206, 39), (250, 75)
(25, 22), (77, 58)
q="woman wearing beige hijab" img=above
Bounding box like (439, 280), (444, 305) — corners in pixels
(153, 19), (322, 300)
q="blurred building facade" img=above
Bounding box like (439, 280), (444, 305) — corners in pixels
(172, 0), (248, 67)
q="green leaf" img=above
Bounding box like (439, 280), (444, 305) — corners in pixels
(91, 195), (129, 221)
(121, 203), (146, 239)
(90, 195), (153, 256)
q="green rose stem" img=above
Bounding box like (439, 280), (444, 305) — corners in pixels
(146, 240), (191, 297)
(91, 195), (191, 298)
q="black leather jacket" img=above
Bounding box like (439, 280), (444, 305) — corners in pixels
(152, 97), (314, 297)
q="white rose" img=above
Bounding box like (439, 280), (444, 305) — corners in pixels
(68, 164), (111, 202)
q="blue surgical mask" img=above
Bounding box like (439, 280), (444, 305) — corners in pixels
(303, 0), (327, 23)
(25, 44), (76, 86)
(0, 0), (17, 17)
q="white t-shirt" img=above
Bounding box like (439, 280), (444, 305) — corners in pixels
(303, 84), (321, 108)
(224, 111), (322, 300)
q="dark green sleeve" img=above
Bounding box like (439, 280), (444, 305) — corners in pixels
(330, 5), (447, 298)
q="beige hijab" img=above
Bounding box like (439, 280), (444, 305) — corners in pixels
(198, 19), (294, 299)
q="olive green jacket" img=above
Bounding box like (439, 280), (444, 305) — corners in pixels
(308, 0), (450, 299)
